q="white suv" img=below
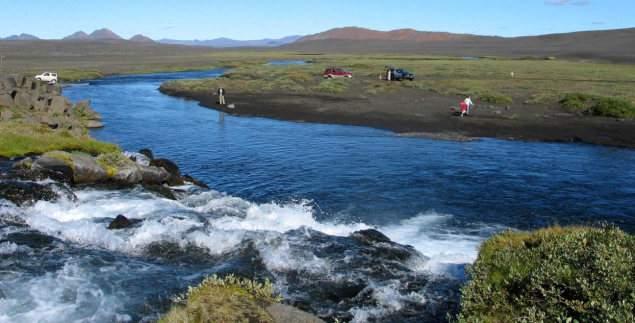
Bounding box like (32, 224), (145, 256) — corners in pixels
(34, 72), (58, 84)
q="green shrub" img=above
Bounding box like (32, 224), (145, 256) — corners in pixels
(458, 226), (635, 323)
(315, 79), (350, 94)
(159, 274), (281, 323)
(560, 93), (635, 118)
(478, 92), (513, 105)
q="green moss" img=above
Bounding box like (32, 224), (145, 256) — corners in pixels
(42, 151), (74, 167)
(159, 274), (281, 323)
(560, 93), (635, 118)
(458, 226), (635, 322)
(0, 122), (119, 157)
(95, 152), (133, 177)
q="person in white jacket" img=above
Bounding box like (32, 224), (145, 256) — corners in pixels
(464, 96), (474, 115)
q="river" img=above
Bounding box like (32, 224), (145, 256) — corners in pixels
(1, 69), (634, 322)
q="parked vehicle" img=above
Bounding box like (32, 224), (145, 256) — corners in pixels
(384, 67), (415, 81)
(323, 67), (352, 79)
(34, 72), (58, 84)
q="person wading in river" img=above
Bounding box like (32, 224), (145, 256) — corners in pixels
(217, 87), (226, 105)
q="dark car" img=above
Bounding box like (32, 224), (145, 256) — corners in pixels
(323, 67), (353, 79)
(389, 68), (415, 81)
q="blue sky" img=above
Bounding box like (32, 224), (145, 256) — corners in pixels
(1, 0), (633, 39)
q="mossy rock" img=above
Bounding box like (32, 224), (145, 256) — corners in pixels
(160, 275), (282, 323)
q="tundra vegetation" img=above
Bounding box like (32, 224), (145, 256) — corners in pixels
(458, 226), (635, 322)
(159, 53), (635, 118)
(159, 275), (282, 323)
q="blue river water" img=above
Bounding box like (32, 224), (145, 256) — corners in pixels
(67, 70), (635, 233)
(1, 69), (633, 323)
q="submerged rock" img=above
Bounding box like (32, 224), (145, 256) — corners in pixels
(266, 303), (325, 323)
(150, 158), (183, 185)
(107, 214), (141, 230)
(182, 174), (209, 189)
(143, 184), (177, 200)
(0, 180), (61, 206)
(138, 148), (154, 160)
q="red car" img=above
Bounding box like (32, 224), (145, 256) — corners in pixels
(323, 67), (352, 79)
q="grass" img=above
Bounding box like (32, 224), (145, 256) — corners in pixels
(159, 53), (635, 112)
(560, 93), (635, 118)
(159, 274), (281, 323)
(458, 226), (635, 322)
(0, 121), (119, 157)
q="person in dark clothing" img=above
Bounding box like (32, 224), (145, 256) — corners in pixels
(217, 87), (226, 105)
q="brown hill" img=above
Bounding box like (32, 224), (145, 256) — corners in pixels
(287, 28), (635, 63)
(64, 31), (90, 40)
(130, 34), (154, 43)
(88, 28), (123, 40)
(298, 27), (475, 42)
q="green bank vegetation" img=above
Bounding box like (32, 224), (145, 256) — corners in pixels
(0, 121), (119, 157)
(159, 53), (635, 117)
(458, 226), (635, 322)
(159, 274), (282, 323)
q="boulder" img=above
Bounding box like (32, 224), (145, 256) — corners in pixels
(48, 96), (72, 116)
(15, 75), (27, 88)
(107, 214), (141, 230)
(266, 304), (325, 323)
(138, 148), (154, 160)
(69, 154), (108, 184)
(124, 151), (151, 166)
(143, 184), (177, 200)
(351, 229), (393, 244)
(112, 164), (143, 185)
(150, 158), (183, 185)
(0, 108), (13, 121)
(182, 174), (209, 189)
(13, 90), (32, 108)
(0, 94), (13, 107)
(29, 156), (74, 184)
(32, 98), (47, 112)
(138, 165), (170, 185)
(1, 76), (17, 90)
(73, 100), (101, 120)
(0, 180), (59, 206)
(86, 120), (104, 128)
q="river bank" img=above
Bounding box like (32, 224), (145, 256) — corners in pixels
(159, 86), (635, 148)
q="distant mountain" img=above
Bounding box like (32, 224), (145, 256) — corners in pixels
(88, 28), (123, 40)
(129, 34), (154, 43)
(2, 33), (40, 41)
(63, 31), (90, 40)
(297, 27), (475, 43)
(285, 27), (635, 63)
(158, 35), (302, 48)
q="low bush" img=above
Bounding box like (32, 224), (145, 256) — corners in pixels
(159, 274), (281, 323)
(478, 92), (513, 105)
(458, 226), (635, 322)
(560, 93), (635, 118)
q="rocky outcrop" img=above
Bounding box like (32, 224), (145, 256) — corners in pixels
(0, 74), (102, 133)
(12, 150), (206, 192)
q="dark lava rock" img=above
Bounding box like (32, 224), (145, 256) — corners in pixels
(107, 214), (141, 230)
(0, 180), (60, 206)
(150, 158), (183, 185)
(14, 156), (74, 184)
(182, 174), (209, 189)
(5, 230), (57, 249)
(138, 148), (154, 160)
(351, 229), (393, 244)
(143, 184), (177, 200)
